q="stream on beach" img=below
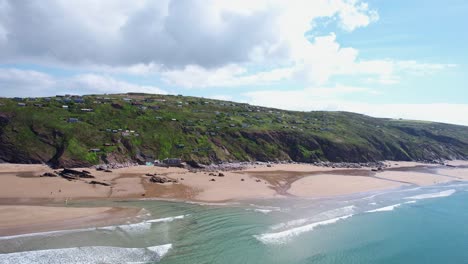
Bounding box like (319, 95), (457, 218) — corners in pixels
(1, 181), (468, 264)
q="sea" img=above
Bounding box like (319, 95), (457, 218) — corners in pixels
(1, 181), (468, 264)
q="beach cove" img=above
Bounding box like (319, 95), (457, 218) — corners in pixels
(0, 160), (467, 236)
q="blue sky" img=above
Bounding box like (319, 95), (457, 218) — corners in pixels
(0, 0), (467, 125)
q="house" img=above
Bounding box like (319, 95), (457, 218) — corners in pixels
(162, 158), (183, 166)
(68, 118), (79, 123)
(62, 105), (69, 109)
(89, 148), (101, 153)
(123, 98), (132, 102)
(34, 104), (43, 107)
(73, 98), (85, 103)
(81, 108), (93, 112)
(17, 103), (26, 107)
(13, 97), (23, 102)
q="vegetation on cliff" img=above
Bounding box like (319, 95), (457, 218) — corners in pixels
(0, 93), (466, 168)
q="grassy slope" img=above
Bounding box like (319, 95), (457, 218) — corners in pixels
(0, 93), (467, 168)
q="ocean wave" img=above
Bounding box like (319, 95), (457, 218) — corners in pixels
(269, 205), (355, 231)
(116, 222), (152, 234)
(366, 201), (417, 213)
(0, 214), (188, 240)
(246, 205), (282, 214)
(255, 214), (353, 245)
(366, 204), (402, 213)
(146, 215), (187, 223)
(184, 201), (239, 206)
(0, 244), (172, 264)
(405, 189), (456, 200)
(253, 209), (274, 214)
(270, 218), (308, 231)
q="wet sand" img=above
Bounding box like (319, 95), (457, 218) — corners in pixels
(1, 161), (468, 236)
(0, 205), (142, 237)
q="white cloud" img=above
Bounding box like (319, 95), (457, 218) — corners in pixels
(162, 64), (295, 88)
(0, 0), (377, 69)
(336, 0), (379, 31)
(243, 87), (468, 126)
(0, 68), (166, 97)
(0, 0), (458, 93)
(161, 33), (455, 88)
(207, 95), (234, 101)
(0, 68), (57, 95)
(66, 74), (167, 95)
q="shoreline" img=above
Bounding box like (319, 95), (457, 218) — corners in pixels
(0, 160), (467, 237)
(0, 205), (143, 237)
(0, 160), (466, 202)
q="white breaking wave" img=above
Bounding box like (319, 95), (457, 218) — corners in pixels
(116, 222), (151, 235)
(366, 201), (415, 213)
(269, 205), (355, 231)
(366, 204), (402, 213)
(405, 189), (456, 200)
(270, 218), (308, 231)
(0, 244), (172, 264)
(146, 215), (187, 223)
(253, 209), (274, 214)
(185, 201), (239, 206)
(255, 214), (354, 245)
(0, 214), (188, 240)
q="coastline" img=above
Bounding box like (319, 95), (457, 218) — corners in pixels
(0, 160), (467, 237)
(0, 205), (143, 237)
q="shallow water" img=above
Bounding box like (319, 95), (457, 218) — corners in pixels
(1, 182), (468, 263)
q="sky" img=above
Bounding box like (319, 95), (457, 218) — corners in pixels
(0, 0), (467, 125)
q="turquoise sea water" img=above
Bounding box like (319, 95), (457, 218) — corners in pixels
(1, 181), (468, 264)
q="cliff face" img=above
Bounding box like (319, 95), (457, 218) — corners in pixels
(0, 94), (467, 168)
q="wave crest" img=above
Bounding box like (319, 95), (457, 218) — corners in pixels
(405, 189), (456, 200)
(255, 214), (353, 245)
(0, 244), (172, 264)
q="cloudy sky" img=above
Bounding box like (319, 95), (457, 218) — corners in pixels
(0, 0), (467, 125)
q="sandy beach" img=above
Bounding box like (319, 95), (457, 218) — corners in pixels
(1, 160), (467, 236)
(1, 161), (467, 202)
(0, 205), (142, 237)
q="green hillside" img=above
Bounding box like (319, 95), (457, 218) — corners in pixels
(0, 93), (467, 168)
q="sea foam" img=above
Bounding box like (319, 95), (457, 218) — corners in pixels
(0, 214), (187, 240)
(255, 214), (354, 245)
(269, 205), (355, 231)
(146, 215), (187, 223)
(0, 244), (172, 264)
(366, 201), (416, 213)
(405, 189), (456, 200)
